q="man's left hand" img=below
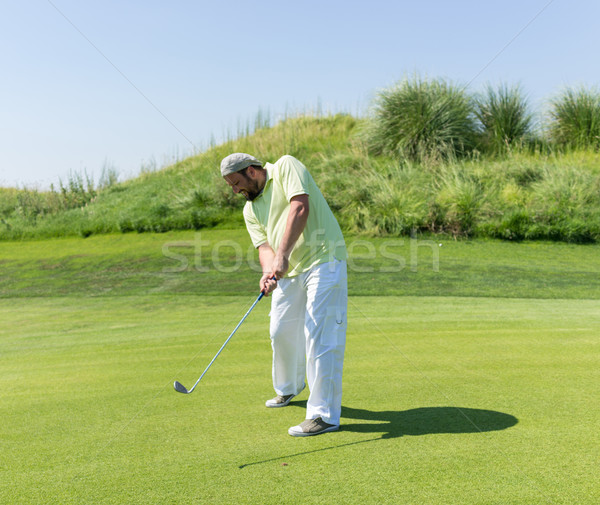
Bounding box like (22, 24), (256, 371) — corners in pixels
(271, 253), (289, 280)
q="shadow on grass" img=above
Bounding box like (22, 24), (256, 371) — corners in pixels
(340, 405), (518, 438)
(238, 404), (517, 468)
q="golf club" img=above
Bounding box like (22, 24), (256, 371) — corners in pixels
(173, 281), (273, 394)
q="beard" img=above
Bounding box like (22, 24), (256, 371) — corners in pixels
(240, 174), (262, 201)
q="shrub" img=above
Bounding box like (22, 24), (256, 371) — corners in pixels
(364, 76), (478, 163)
(530, 164), (600, 217)
(548, 86), (600, 150)
(327, 160), (431, 235)
(484, 210), (533, 241)
(435, 166), (486, 236)
(475, 83), (534, 154)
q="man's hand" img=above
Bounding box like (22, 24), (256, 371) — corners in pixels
(271, 253), (289, 280)
(260, 272), (278, 296)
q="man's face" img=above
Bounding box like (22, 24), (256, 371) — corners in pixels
(224, 167), (263, 201)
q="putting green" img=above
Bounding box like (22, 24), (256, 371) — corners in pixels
(1, 294), (598, 504)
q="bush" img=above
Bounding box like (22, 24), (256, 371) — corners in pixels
(481, 163), (600, 243)
(474, 83), (534, 154)
(364, 76), (478, 163)
(530, 164), (600, 217)
(549, 86), (600, 150)
(435, 166), (485, 236)
(481, 210), (533, 241)
(338, 162), (431, 235)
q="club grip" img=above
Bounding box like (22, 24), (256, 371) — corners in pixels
(259, 275), (277, 300)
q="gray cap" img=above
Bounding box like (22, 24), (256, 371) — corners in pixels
(220, 153), (263, 177)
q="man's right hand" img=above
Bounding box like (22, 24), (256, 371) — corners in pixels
(260, 273), (278, 296)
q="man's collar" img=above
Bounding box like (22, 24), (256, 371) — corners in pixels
(255, 164), (273, 200)
(264, 163), (273, 183)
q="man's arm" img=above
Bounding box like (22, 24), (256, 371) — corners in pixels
(258, 243), (277, 295)
(258, 194), (309, 296)
(272, 194), (309, 279)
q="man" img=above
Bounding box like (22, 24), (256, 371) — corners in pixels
(220, 152), (348, 437)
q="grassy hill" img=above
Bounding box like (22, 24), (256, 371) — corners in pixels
(2, 114), (600, 243)
(0, 115), (356, 240)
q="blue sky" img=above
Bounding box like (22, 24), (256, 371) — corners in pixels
(1, 0), (598, 187)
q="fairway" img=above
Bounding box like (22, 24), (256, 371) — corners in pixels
(1, 232), (599, 504)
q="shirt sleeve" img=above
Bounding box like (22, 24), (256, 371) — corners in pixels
(278, 155), (310, 201)
(243, 203), (267, 249)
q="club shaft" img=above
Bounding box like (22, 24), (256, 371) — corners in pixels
(187, 291), (265, 393)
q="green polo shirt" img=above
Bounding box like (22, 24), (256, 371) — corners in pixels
(243, 155), (347, 277)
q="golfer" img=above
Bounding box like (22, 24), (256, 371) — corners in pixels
(220, 153), (348, 436)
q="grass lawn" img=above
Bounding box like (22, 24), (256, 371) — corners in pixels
(1, 231), (599, 504)
(1, 229), (600, 299)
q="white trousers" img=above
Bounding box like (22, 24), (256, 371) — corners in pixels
(269, 259), (348, 426)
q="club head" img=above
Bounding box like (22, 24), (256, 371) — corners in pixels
(173, 381), (190, 394)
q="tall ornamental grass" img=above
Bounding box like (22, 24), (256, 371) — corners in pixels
(434, 166), (486, 236)
(365, 76), (478, 163)
(336, 163), (431, 236)
(549, 86), (600, 150)
(474, 83), (534, 154)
